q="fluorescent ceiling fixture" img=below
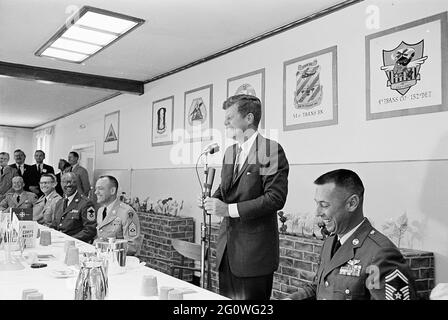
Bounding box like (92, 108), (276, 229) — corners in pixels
(51, 38), (102, 55)
(62, 26), (117, 46)
(41, 47), (88, 62)
(35, 6), (144, 63)
(75, 11), (138, 34)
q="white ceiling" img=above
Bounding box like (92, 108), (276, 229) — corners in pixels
(0, 0), (349, 128)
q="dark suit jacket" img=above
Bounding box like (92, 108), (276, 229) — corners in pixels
(50, 191), (97, 243)
(9, 163), (35, 192)
(293, 219), (417, 300)
(212, 134), (289, 277)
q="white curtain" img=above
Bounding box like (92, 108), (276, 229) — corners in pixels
(0, 126), (17, 156)
(33, 126), (54, 161)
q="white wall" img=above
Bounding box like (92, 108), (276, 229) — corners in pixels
(0, 126), (33, 163)
(38, 0), (448, 282)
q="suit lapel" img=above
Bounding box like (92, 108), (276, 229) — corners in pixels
(322, 219), (372, 280)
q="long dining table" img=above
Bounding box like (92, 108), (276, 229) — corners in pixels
(0, 224), (227, 300)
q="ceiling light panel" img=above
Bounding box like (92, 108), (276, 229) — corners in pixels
(35, 6), (144, 63)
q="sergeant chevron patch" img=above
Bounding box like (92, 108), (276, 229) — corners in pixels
(87, 207), (96, 221)
(385, 269), (410, 300)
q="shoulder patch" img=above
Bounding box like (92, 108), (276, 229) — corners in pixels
(385, 269), (410, 300)
(86, 206), (96, 221)
(128, 222), (137, 237)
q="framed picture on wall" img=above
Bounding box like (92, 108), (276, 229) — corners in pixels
(366, 12), (448, 120)
(184, 84), (213, 142)
(283, 46), (338, 131)
(152, 96), (174, 147)
(227, 68), (265, 128)
(103, 110), (120, 154)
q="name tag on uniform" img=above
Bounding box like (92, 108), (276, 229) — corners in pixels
(339, 259), (361, 277)
(71, 209), (79, 213)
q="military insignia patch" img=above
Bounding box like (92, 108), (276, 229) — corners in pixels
(87, 207), (96, 221)
(128, 222), (137, 237)
(385, 269), (410, 300)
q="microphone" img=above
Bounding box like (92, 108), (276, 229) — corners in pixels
(203, 143), (220, 155)
(203, 167), (216, 198)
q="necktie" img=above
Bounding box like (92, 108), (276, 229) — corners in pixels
(44, 197), (47, 205)
(16, 195), (20, 203)
(38, 165), (41, 175)
(63, 197), (69, 211)
(19, 165), (23, 176)
(0, 167), (3, 175)
(102, 207), (107, 221)
(233, 146), (242, 182)
(331, 237), (341, 258)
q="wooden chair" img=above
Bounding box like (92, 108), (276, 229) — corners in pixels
(169, 239), (202, 280)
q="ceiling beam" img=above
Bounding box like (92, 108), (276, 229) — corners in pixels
(0, 61), (144, 95)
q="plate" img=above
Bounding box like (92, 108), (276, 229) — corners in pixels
(49, 267), (77, 278)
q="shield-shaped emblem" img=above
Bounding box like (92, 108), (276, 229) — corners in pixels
(294, 59), (323, 109)
(380, 40), (428, 95)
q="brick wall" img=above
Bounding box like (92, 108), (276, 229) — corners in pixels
(208, 225), (435, 299)
(136, 211), (195, 281)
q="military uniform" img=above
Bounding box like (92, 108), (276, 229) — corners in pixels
(95, 200), (142, 256)
(50, 191), (97, 243)
(0, 191), (37, 211)
(33, 190), (62, 226)
(292, 219), (417, 300)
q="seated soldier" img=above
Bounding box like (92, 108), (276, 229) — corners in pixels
(0, 176), (37, 211)
(288, 169), (417, 300)
(33, 173), (62, 226)
(93, 175), (142, 256)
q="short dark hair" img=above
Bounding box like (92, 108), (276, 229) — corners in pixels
(35, 150), (45, 157)
(222, 94), (262, 128)
(99, 175), (119, 192)
(14, 149), (25, 157)
(69, 151), (79, 159)
(314, 169), (365, 198)
(59, 159), (71, 170)
(41, 173), (57, 183)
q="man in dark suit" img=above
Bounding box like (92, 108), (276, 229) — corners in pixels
(288, 169), (416, 300)
(0, 152), (18, 202)
(202, 94), (289, 300)
(67, 151), (90, 197)
(50, 172), (97, 243)
(9, 149), (34, 193)
(28, 150), (55, 197)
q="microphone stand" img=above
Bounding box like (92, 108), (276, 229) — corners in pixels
(200, 153), (211, 290)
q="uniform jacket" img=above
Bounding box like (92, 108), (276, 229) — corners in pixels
(50, 191), (97, 243)
(33, 190), (62, 226)
(95, 200), (143, 256)
(9, 163), (33, 192)
(0, 166), (18, 201)
(68, 165), (90, 197)
(0, 190), (37, 211)
(212, 134), (289, 277)
(294, 219), (417, 300)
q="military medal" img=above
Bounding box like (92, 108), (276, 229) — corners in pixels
(339, 259), (361, 277)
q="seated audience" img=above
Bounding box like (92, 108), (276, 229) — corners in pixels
(49, 172), (96, 243)
(33, 173), (62, 226)
(93, 175), (142, 256)
(0, 176), (37, 211)
(55, 159), (70, 196)
(0, 152), (18, 202)
(288, 169), (416, 300)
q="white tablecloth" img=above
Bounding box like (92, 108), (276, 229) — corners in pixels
(0, 225), (227, 300)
